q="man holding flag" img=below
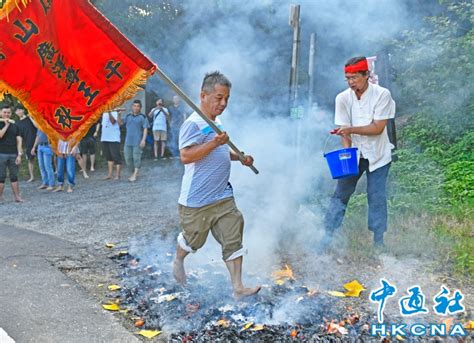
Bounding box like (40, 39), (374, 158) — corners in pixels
(173, 71), (261, 298)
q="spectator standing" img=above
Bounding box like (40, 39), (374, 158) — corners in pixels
(31, 130), (55, 191)
(53, 140), (79, 193)
(15, 106), (37, 182)
(80, 121), (100, 172)
(101, 110), (122, 180)
(168, 95), (188, 158)
(122, 100), (148, 182)
(0, 105), (23, 202)
(148, 98), (169, 160)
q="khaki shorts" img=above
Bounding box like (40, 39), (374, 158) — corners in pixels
(153, 130), (167, 141)
(178, 197), (244, 261)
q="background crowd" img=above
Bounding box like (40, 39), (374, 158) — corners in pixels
(0, 94), (189, 202)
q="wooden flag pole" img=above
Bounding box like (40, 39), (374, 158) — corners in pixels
(154, 66), (259, 175)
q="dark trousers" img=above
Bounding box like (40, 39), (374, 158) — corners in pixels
(324, 158), (391, 236)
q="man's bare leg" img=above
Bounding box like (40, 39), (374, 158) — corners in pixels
(225, 256), (261, 298)
(114, 164), (121, 180)
(153, 141), (159, 159)
(103, 161), (113, 179)
(0, 183), (4, 202)
(173, 245), (189, 285)
(90, 154), (95, 171)
(11, 182), (23, 202)
(82, 154), (88, 171)
(27, 160), (35, 182)
(161, 141), (166, 158)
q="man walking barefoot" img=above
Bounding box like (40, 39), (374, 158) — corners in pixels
(173, 71), (260, 298)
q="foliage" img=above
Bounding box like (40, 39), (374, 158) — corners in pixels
(341, 0), (474, 278)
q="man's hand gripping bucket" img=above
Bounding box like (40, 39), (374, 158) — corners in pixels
(323, 134), (359, 179)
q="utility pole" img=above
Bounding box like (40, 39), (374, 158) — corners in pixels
(308, 32), (316, 109)
(289, 4), (301, 112)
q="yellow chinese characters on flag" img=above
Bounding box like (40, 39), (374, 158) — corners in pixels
(0, 0), (156, 149)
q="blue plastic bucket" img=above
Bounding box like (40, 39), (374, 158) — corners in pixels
(324, 147), (359, 179)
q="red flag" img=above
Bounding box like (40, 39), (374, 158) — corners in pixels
(0, 0), (156, 149)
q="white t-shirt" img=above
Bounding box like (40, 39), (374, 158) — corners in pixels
(152, 107), (168, 132)
(178, 112), (233, 207)
(101, 111), (121, 143)
(57, 140), (78, 154)
(335, 83), (396, 172)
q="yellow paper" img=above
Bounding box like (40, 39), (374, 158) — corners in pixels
(164, 295), (176, 302)
(105, 243), (115, 248)
(343, 280), (366, 297)
(251, 324), (265, 331)
(217, 319), (230, 327)
(464, 320), (474, 329)
(328, 291), (346, 297)
(102, 303), (120, 311)
(108, 284), (121, 291)
(396, 334), (406, 341)
(275, 279), (285, 286)
(242, 322), (254, 331)
(137, 330), (161, 339)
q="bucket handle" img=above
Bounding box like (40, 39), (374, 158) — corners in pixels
(323, 133), (339, 156)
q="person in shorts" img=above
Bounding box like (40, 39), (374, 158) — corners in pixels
(173, 71), (260, 298)
(101, 110), (122, 180)
(0, 105), (23, 202)
(80, 121), (100, 172)
(148, 98), (169, 160)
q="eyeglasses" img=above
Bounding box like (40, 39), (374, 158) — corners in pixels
(345, 75), (361, 82)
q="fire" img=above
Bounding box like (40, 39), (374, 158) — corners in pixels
(272, 264), (296, 282)
(326, 320), (348, 335)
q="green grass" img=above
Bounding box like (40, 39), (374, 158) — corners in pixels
(337, 114), (474, 282)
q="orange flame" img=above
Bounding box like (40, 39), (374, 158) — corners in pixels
(272, 264), (296, 281)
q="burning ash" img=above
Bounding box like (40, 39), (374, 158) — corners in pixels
(107, 239), (431, 342)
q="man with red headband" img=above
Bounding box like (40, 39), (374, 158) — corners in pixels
(323, 56), (396, 248)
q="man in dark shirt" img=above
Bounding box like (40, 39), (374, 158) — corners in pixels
(15, 106), (37, 182)
(168, 95), (188, 157)
(80, 121), (100, 172)
(0, 105), (23, 202)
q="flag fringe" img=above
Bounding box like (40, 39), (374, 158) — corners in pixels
(0, 0), (31, 20)
(0, 67), (152, 153)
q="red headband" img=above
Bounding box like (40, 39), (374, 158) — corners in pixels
(344, 59), (369, 73)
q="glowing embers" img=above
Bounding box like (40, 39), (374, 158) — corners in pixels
(112, 252), (379, 341)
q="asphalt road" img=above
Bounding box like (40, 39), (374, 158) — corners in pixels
(0, 159), (183, 342)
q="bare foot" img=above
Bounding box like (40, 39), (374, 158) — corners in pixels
(173, 260), (186, 285)
(53, 185), (63, 192)
(83, 171), (89, 179)
(233, 285), (262, 299)
(128, 176), (137, 182)
(103, 175), (112, 180)
(27, 178), (34, 183)
(46, 186), (54, 191)
(90, 168), (95, 172)
(67, 186), (73, 193)
(38, 184), (48, 190)
(113, 175), (120, 180)
(14, 196), (24, 203)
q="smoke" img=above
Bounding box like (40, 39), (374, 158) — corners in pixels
(96, 0), (458, 331)
(151, 0), (414, 276)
